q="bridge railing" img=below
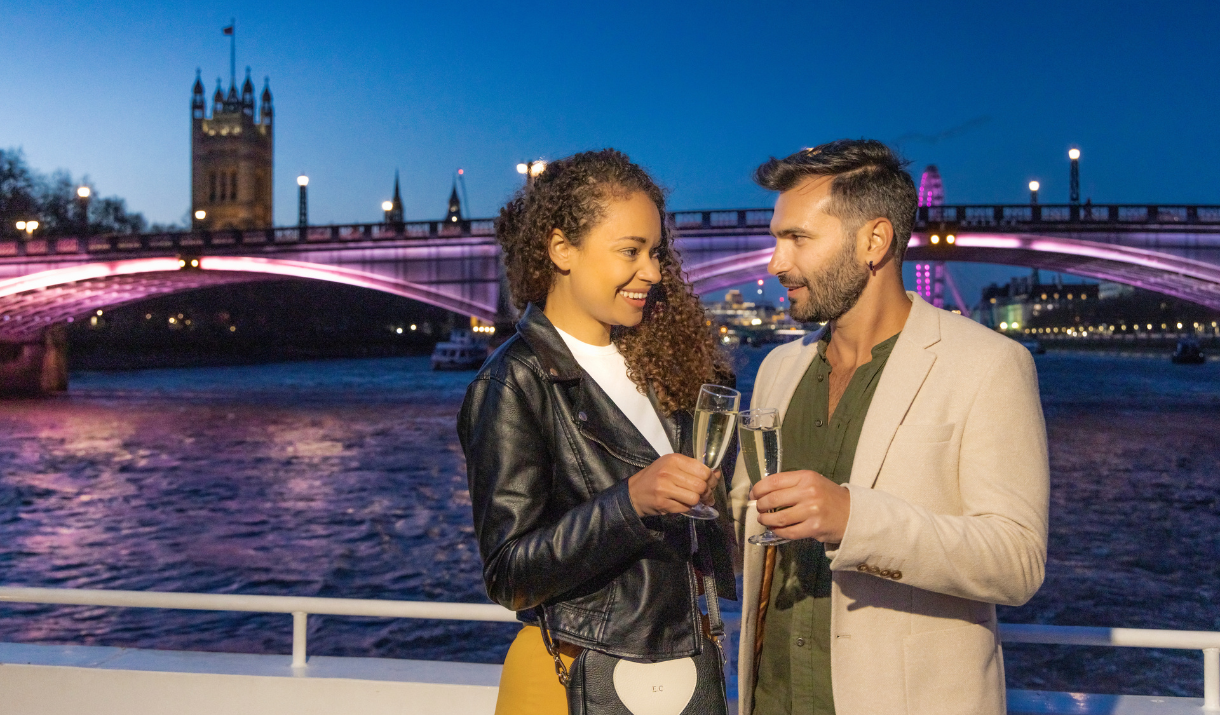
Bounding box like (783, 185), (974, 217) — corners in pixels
(917, 203), (1220, 229)
(5, 204), (1220, 260)
(0, 585), (1217, 710)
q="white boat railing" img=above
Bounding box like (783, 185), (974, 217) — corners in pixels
(0, 587), (1217, 711)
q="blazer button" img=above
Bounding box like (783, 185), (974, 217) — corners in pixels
(815, 419), (823, 427)
(578, 412), (588, 422)
(869, 566), (881, 575)
(548, 368), (558, 377)
(795, 638), (806, 647)
(857, 564), (868, 573)
(891, 571), (903, 580)
(880, 570), (891, 578)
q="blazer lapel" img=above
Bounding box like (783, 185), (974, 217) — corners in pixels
(851, 294), (942, 489)
(769, 330), (823, 417)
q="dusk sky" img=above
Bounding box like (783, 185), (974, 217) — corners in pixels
(3, 0), (1217, 303)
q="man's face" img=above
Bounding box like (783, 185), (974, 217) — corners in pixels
(767, 176), (870, 324)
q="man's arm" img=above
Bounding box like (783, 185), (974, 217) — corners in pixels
(826, 343), (1049, 606)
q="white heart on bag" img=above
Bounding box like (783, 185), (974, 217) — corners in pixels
(612, 657), (698, 715)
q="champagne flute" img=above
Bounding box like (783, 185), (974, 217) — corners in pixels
(740, 407), (789, 546)
(689, 384), (740, 520)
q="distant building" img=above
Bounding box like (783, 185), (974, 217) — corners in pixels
(386, 172), (404, 225)
(445, 182), (463, 224)
(191, 67), (273, 230)
(974, 271), (1098, 330)
(972, 269), (1219, 338)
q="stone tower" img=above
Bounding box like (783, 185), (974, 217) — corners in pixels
(191, 67), (273, 230)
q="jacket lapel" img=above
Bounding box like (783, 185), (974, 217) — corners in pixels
(850, 294), (942, 488)
(770, 330), (824, 417)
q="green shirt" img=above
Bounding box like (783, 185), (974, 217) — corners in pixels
(752, 331), (901, 715)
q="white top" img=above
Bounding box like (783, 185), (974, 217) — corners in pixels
(554, 326), (674, 457)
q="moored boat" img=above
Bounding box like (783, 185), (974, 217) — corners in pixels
(430, 330), (489, 370)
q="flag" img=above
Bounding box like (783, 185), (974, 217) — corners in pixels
(223, 25), (234, 35)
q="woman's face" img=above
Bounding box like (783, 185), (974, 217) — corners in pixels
(553, 191), (664, 330)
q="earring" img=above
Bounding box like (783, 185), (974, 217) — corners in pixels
(868, 260), (876, 275)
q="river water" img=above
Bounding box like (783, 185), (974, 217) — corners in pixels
(0, 348), (1217, 698)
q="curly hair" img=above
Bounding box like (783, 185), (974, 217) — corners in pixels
(497, 149), (728, 414)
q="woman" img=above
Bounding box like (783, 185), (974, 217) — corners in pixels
(458, 149), (736, 714)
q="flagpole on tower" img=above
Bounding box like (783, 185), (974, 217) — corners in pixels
(225, 19), (236, 89)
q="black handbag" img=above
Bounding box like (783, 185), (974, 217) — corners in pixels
(539, 553), (729, 715)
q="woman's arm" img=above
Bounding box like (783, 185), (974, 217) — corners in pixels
(459, 371), (660, 612)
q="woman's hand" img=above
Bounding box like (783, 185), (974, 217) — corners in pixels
(628, 454), (714, 517)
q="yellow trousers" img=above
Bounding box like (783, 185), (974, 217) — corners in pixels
(495, 625), (574, 715)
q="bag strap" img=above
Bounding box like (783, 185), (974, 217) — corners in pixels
(536, 607), (570, 686)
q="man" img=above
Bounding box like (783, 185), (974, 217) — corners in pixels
(730, 140), (1049, 715)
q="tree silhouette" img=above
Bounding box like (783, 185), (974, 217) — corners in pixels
(0, 148), (151, 238)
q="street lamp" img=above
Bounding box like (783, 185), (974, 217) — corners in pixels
(76, 186), (91, 234)
(1028, 180), (1040, 205)
(297, 175), (309, 228)
(194, 210), (207, 220)
(1068, 148), (1081, 205)
(381, 200), (394, 223)
(517, 160), (547, 187)
(15, 220), (38, 237)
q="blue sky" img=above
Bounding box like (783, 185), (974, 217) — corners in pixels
(2, 0), (1216, 304)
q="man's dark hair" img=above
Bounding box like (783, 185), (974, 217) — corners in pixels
(755, 139), (918, 265)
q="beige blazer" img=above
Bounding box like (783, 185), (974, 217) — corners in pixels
(730, 293), (1049, 715)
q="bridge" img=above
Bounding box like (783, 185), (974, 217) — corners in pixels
(2, 204), (1219, 392)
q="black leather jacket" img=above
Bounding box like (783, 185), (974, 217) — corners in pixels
(458, 305), (736, 660)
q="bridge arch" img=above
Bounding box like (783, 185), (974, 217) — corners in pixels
(687, 234), (1220, 311)
(0, 256), (499, 343)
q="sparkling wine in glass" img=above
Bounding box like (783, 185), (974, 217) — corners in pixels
(689, 384), (740, 520)
(740, 407), (789, 546)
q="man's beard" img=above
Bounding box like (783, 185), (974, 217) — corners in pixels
(780, 236), (870, 324)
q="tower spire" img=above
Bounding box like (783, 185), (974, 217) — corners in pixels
(446, 180), (463, 223)
(387, 170), (404, 224)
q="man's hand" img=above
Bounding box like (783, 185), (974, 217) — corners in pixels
(751, 469), (851, 543)
(628, 454), (714, 517)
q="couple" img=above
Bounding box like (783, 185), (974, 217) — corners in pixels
(458, 141), (1050, 715)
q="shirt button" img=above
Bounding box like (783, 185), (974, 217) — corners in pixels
(815, 419), (823, 427)
(795, 638), (806, 647)
(817, 374), (824, 382)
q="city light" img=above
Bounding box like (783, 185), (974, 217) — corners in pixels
(297, 175), (309, 187)
(530, 162), (547, 177)
(410, 324), (417, 331)
(76, 186), (91, 199)
(516, 163), (528, 174)
(1068, 148), (1081, 160)
(946, 234), (956, 244)
(381, 201), (394, 211)
(194, 210), (206, 220)
(1028, 181), (1040, 192)
(15, 221), (24, 230)
(1000, 322), (1009, 330)
(396, 327), (403, 334)
(930, 234), (940, 244)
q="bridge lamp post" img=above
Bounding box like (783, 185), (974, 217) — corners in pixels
(517, 160), (547, 188)
(381, 200), (394, 224)
(1068, 148), (1081, 204)
(15, 220), (38, 238)
(1028, 180), (1040, 205)
(76, 186), (91, 234)
(297, 175), (309, 229)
